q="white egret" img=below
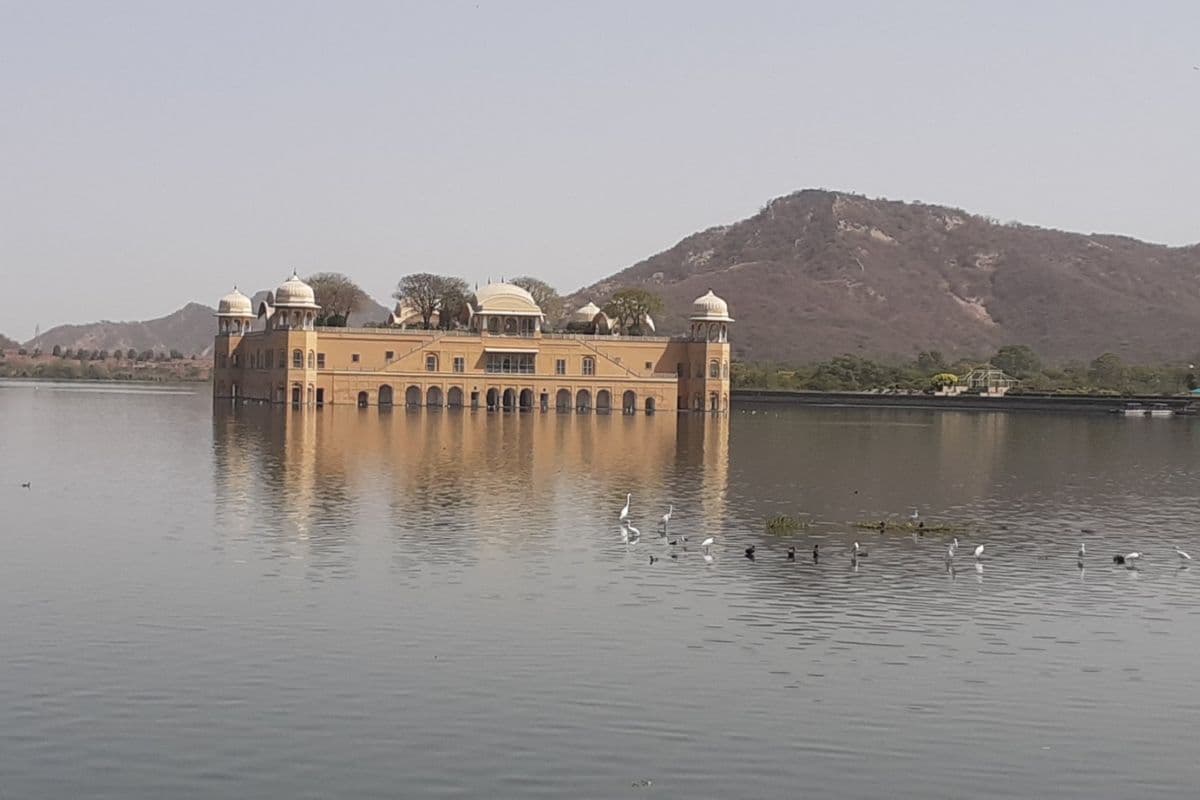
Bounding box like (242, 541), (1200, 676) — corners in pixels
(1078, 542), (1086, 559)
(853, 541), (869, 557)
(974, 544), (985, 560)
(701, 536), (715, 552)
(660, 504), (674, 534)
(1113, 552), (1142, 565)
(619, 493), (631, 522)
(910, 508), (920, 522)
(1176, 547), (1192, 561)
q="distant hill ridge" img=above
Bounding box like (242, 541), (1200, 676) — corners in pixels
(14, 189), (1200, 364)
(569, 189), (1200, 363)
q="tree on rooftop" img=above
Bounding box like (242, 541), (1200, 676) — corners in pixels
(511, 277), (563, 327)
(393, 273), (466, 330)
(602, 288), (664, 336)
(307, 272), (369, 327)
(436, 281), (472, 330)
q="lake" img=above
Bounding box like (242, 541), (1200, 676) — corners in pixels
(2, 380), (1198, 799)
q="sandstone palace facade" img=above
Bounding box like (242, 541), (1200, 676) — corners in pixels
(213, 274), (732, 414)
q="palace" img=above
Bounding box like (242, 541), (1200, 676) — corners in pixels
(212, 274), (732, 413)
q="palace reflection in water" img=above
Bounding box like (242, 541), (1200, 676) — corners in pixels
(212, 405), (731, 571)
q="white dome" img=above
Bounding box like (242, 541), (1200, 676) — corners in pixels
(572, 301), (602, 322)
(216, 286), (253, 317)
(690, 288), (733, 322)
(474, 282), (541, 315)
(274, 271), (319, 308)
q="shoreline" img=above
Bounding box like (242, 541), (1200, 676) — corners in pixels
(732, 388), (1197, 415)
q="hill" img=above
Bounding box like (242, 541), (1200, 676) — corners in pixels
(0, 333), (19, 350)
(26, 302), (219, 356)
(568, 190), (1200, 364)
(24, 292), (393, 359)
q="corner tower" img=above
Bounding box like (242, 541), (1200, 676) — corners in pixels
(213, 287), (254, 399)
(686, 289), (733, 412)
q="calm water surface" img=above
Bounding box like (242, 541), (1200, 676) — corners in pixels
(2, 380), (1199, 799)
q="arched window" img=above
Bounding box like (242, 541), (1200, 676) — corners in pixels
(293, 349), (303, 368)
(582, 357), (595, 376)
(709, 360), (720, 378)
(307, 350), (315, 369)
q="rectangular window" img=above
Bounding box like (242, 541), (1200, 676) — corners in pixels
(351, 353), (360, 363)
(266, 351), (274, 369)
(425, 354), (438, 372)
(385, 350), (395, 363)
(292, 350), (303, 368)
(645, 361), (653, 370)
(316, 353), (325, 369)
(582, 357), (595, 376)
(453, 356), (465, 373)
(485, 353), (536, 374)
(555, 359), (566, 375)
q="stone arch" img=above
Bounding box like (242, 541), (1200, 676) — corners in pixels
(576, 388), (592, 412)
(357, 390), (369, 408)
(709, 359), (720, 378)
(645, 397), (656, 414)
(596, 389), (611, 413)
(519, 388), (534, 411)
(486, 388), (499, 410)
(293, 348), (304, 368)
(502, 388), (516, 411)
(404, 385), (422, 407)
(622, 390), (637, 414)
(447, 386), (464, 408)
(556, 388), (572, 412)
(427, 386), (444, 408)
(378, 385), (394, 406)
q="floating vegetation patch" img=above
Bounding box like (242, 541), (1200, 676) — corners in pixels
(853, 520), (968, 533)
(766, 514), (811, 534)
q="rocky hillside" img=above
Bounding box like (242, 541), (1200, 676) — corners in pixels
(26, 302), (219, 356)
(569, 190), (1200, 364)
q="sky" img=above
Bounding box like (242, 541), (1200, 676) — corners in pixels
(3, 1), (1199, 339)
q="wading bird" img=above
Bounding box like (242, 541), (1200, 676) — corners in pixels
(660, 504), (673, 534)
(619, 493), (631, 522)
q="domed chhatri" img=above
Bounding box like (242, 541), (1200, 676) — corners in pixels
(473, 282), (542, 316)
(571, 301), (602, 324)
(690, 288), (734, 323)
(216, 286), (253, 317)
(273, 271), (320, 309)
(212, 274), (732, 414)
(689, 288), (733, 343)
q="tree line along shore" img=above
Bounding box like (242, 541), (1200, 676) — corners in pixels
(733, 345), (1200, 397)
(0, 347), (210, 382)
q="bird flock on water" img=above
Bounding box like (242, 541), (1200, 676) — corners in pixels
(615, 494), (1195, 573)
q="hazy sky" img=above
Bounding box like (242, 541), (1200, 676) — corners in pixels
(3, 1), (1199, 339)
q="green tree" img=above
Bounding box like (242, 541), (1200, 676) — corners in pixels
(602, 288), (664, 336)
(1089, 352), (1125, 389)
(126, 348), (137, 360)
(98, 350), (109, 360)
(308, 272), (369, 326)
(511, 276), (564, 326)
(991, 344), (1042, 379)
(916, 350), (947, 373)
(393, 273), (466, 329)
(436, 282), (472, 330)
